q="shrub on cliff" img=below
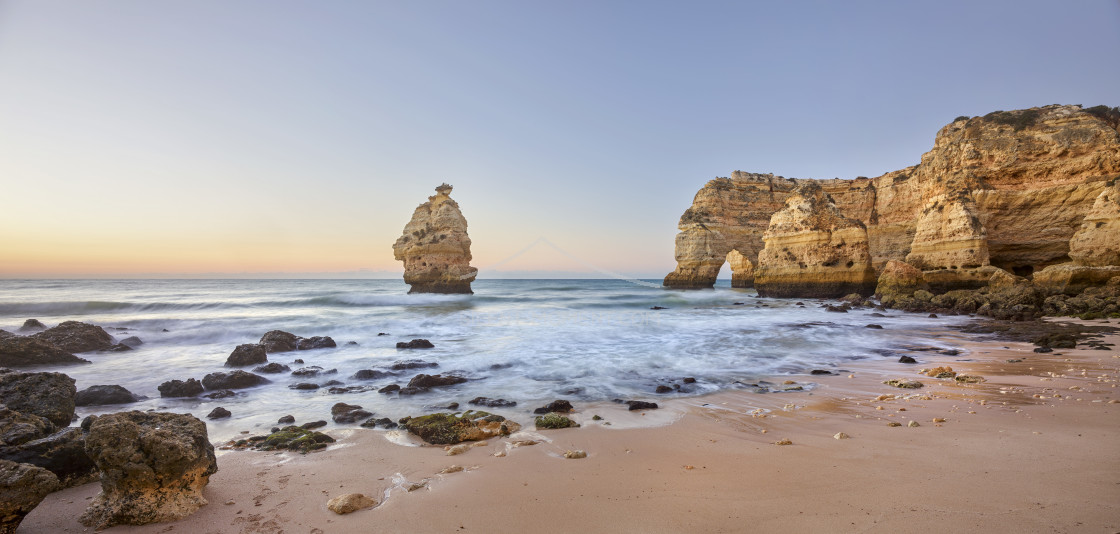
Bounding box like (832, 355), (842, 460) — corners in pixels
(982, 109), (1041, 131)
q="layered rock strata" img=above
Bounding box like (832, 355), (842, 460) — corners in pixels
(665, 105), (1120, 290)
(754, 182), (877, 298)
(394, 184), (478, 294)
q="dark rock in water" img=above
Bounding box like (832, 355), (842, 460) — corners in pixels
(297, 336), (336, 350)
(106, 343), (133, 352)
(277, 415), (295, 424)
(226, 344), (267, 367)
(0, 427), (97, 488)
(825, 305), (848, 313)
(253, 362), (291, 374)
(0, 458), (59, 534)
(18, 319), (47, 333)
(331, 403), (373, 424)
(243, 425), (334, 454)
(207, 407), (231, 419)
(445, 402), (460, 410)
(360, 417), (397, 429)
(532, 400), (574, 414)
(291, 366), (335, 377)
(650, 306), (668, 310)
(396, 339), (435, 349)
(293, 358), (304, 364)
(928, 313), (939, 318)
(203, 390), (236, 399)
(379, 384), (401, 394)
(80, 411), (217, 529)
(625, 400), (658, 411)
(323, 379), (343, 386)
(0, 370), (76, 428)
(391, 360), (439, 370)
(378, 333), (390, 336)
(1032, 332), (1077, 349)
(119, 336), (144, 347)
(898, 355), (918, 364)
(158, 378), (203, 398)
(810, 369), (836, 375)
(865, 324), (883, 329)
(468, 397), (516, 408)
(733, 302), (745, 306)
(939, 349), (961, 356)
(289, 383), (319, 390)
(869, 312), (887, 317)
(399, 411), (516, 445)
(300, 420), (328, 430)
(74, 385), (141, 406)
(407, 374), (467, 389)
(328, 385), (376, 394)
(0, 330), (89, 367)
(654, 385), (674, 394)
(397, 387), (426, 396)
(1033, 346), (1054, 353)
(30, 321), (116, 353)
(352, 369), (392, 380)
(201, 370), (269, 391)
(683, 377), (697, 384)
(346, 341), (358, 346)
(260, 330), (299, 353)
(0, 407), (53, 447)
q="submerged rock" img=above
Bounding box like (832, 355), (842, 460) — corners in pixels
(119, 336), (144, 348)
(253, 362), (291, 374)
(399, 411), (519, 445)
(239, 425), (334, 453)
(0, 330), (89, 367)
(407, 374), (467, 389)
(259, 330), (299, 353)
(296, 336), (336, 350)
(0, 458), (59, 534)
(468, 397), (516, 408)
(207, 407), (231, 420)
(393, 184), (478, 294)
(625, 400), (659, 411)
(74, 385), (142, 406)
(391, 359), (439, 370)
(31, 321), (116, 353)
(331, 403), (373, 424)
(157, 378), (203, 398)
(0, 370), (76, 428)
(80, 412), (218, 529)
(396, 339), (435, 349)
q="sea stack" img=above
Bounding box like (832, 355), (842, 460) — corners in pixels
(393, 184), (478, 294)
(754, 181), (877, 298)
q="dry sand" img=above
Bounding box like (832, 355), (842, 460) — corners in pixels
(21, 319), (1120, 533)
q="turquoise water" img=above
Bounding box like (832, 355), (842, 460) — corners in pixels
(0, 279), (965, 440)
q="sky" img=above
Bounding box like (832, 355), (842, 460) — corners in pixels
(1, 1), (1118, 279)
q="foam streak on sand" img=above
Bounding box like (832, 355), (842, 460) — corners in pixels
(22, 321), (1120, 532)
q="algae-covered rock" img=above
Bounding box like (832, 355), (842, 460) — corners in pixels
(883, 379), (924, 389)
(924, 366), (956, 379)
(534, 413), (578, 429)
(954, 375), (985, 383)
(249, 426), (336, 453)
(400, 411), (519, 445)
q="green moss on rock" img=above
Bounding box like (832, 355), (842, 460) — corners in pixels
(534, 413), (578, 429)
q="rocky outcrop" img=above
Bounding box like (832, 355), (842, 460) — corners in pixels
(1, 427), (97, 487)
(0, 459), (59, 534)
(17, 319), (45, 333)
(201, 370), (268, 391)
(665, 105), (1120, 291)
(0, 408), (53, 448)
(80, 411), (217, 529)
(0, 330), (89, 367)
(157, 378), (203, 398)
(31, 321), (115, 353)
(258, 331), (337, 354)
(393, 184), (478, 294)
(226, 344), (267, 367)
(0, 370), (76, 428)
(875, 260), (929, 306)
(1034, 182), (1120, 294)
(74, 385), (142, 406)
(754, 182), (877, 298)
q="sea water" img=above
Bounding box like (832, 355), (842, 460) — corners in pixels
(0, 279), (967, 441)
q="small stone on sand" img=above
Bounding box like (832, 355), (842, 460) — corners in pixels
(907, 421), (920, 427)
(833, 432), (850, 440)
(326, 493), (377, 514)
(775, 438), (793, 446)
(564, 450), (587, 459)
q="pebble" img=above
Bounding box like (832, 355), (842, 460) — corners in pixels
(907, 421), (920, 427)
(932, 418), (946, 423)
(564, 450), (588, 459)
(887, 422), (902, 427)
(774, 438), (793, 446)
(1109, 400), (1119, 404)
(833, 432), (850, 440)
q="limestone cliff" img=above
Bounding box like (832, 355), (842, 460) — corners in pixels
(754, 182), (877, 298)
(665, 104), (1120, 290)
(393, 184), (478, 294)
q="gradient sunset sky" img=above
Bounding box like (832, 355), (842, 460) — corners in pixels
(1, 1), (1118, 278)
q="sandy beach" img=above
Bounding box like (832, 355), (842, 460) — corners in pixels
(20, 319), (1120, 533)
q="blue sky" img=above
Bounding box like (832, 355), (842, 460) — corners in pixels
(1, 1), (1117, 278)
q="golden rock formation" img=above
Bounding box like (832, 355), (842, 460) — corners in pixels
(393, 184), (478, 294)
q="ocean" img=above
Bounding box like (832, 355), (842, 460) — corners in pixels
(0, 279), (968, 441)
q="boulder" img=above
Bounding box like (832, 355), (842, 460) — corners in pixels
(331, 403), (373, 424)
(875, 260), (929, 306)
(207, 407), (231, 420)
(399, 411), (520, 445)
(0, 330), (89, 367)
(396, 339), (435, 349)
(246, 425), (334, 453)
(754, 182), (877, 298)
(0, 407), (54, 450)
(203, 389), (237, 399)
(74, 385), (142, 406)
(30, 321), (116, 353)
(532, 400), (573, 414)
(393, 184), (478, 293)
(119, 336), (144, 348)
(352, 369), (392, 380)
(0, 427), (97, 487)
(297, 336), (336, 350)
(253, 362), (291, 374)
(406, 374), (466, 389)
(201, 370), (269, 391)
(327, 493), (377, 515)
(80, 412), (218, 529)
(0, 459), (59, 534)
(468, 397), (516, 408)
(0, 370), (76, 428)
(157, 378), (203, 398)
(390, 359), (439, 370)
(225, 344), (267, 367)
(259, 330), (299, 353)
(17, 319), (46, 333)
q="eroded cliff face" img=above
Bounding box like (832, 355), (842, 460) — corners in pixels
(754, 182), (877, 298)
(393, 184), (478, 294)
(665, 104), (1120, 290)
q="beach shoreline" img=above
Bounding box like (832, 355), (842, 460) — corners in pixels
(20, 318), (1120, 533)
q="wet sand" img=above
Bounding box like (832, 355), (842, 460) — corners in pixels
(21, 319), (1120, 533)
